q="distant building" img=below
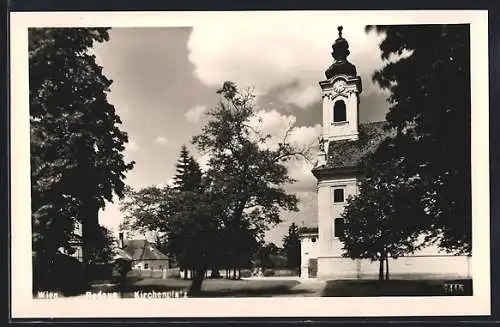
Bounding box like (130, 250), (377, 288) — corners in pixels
(59, 220), (84, 262)
(300, 27), (471, 279)
(122, 238), (170, 271)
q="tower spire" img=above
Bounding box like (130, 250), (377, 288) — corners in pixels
(325, 26), (357, 79)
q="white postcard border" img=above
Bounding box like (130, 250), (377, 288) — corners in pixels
(10, 10), (491, 318)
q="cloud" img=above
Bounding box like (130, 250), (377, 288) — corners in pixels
(188, 21), (387, 109)
(185, 105), (207, 123)
(248, 109), (296, 150)
(194, 108), (321, 191)
(248, 109), (321, 152)
(285, 123), (322, 192)
(248, 109), (322, 192)
(125, 139), (139, 152)
(278, 84), (321, 108)
(154, 136), (169, 146)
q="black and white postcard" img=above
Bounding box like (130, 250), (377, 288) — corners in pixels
(10, 10), (491, 318)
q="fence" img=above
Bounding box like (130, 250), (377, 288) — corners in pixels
(129, 268), (181, 279)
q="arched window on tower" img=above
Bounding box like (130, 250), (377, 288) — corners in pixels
(333, 99), (347, 122)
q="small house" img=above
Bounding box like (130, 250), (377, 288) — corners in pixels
(122, 239), (170, 272)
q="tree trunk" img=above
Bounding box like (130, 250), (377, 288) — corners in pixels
(81, 191), (99, 264)
(233, 267), (237, 280)
(378, 258), (384, 281)
(238, 267), (241, 280)
(385, 256), (390, 281)
(211, 266), (221, 278)
(188, 268), (206, 297)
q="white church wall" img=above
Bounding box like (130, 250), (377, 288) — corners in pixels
(315, 175), (471, 280)
(318, 256), (359, 279)
(316, 255), (470, 280)
(317, 177), (358, 258)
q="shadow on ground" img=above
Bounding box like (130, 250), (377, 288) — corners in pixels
(196, 284), (312, 297)
(82, 278), (313, 298)
(321, 279), (473, 297)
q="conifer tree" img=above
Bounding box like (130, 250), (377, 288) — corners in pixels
(173, 145), (202, 192)
(282, 222), (301, 270)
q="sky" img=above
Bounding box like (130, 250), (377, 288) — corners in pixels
(92, 22), (390, 245)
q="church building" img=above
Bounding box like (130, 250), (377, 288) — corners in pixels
(299, 27), (471, 280)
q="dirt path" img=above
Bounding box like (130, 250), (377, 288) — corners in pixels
(287, 279), (326, 297)
(241, 277), (326, 297)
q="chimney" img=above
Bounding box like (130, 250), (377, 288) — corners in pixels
(119, 232), (124, 249)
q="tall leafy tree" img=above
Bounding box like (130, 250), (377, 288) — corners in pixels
(340, 138), (427, 280)
(163, 189), (220, 294)
(119, 186), (172, 248)
(257, 242), (282, 269)
(87, 225), (117, 264)
(192, 81), (310, 281)
(366, 24), (471, 254)
(29, 28), (135, 277)
(282, 222), (301, 270)
(120, 156), (218, 294)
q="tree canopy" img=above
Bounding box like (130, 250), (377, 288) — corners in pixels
(87, 225), (117, 264)
(193, 81), (307, 232)
(120, 82), (309, 294)
(120, 146), (219, 294)
(192, 81), (310, 279)
(367, 24), (471, 254)
(341, 24), (472, 272)
(340, 138), (428, 280)
(29, 28), (135, 267)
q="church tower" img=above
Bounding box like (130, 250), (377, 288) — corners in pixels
(301, 27), (472, 280)
(313, 26), (364, 279)
(320, 26), (362, 146)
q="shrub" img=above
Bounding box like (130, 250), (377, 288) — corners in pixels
(33, 253), (87, 296)
(273, 269), (300, 277)
(240, 269), (252, 278)
(263, 269), (275, 277)
(86, 263), (114, 281)
(112, 259), (132, 286)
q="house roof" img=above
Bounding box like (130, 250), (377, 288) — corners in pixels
(299, 226), (319, 235)
(113, 247), (133, 261)
(123, 239), (169, 261)
(322, 121), (393, 170)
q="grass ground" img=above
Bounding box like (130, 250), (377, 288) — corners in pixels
(84, 277), (472, 298)
(88, 277), (307, 298)
(321, 279), (473, 297)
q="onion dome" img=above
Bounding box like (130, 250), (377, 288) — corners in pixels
(325, 26), (357, 79)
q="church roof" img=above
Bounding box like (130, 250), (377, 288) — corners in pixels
(323, 121), (393, 170)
